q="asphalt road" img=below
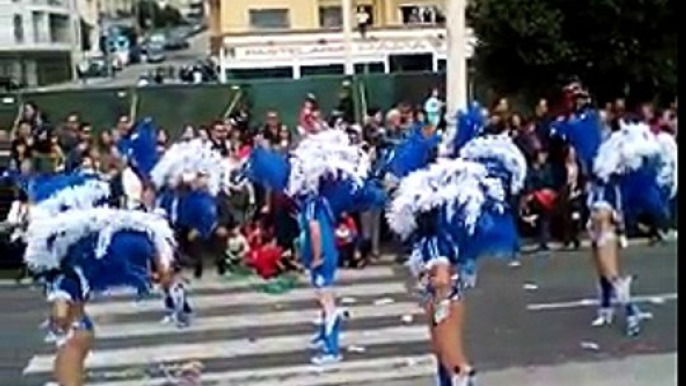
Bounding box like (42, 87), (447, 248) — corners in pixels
(1, 243), (677, 386)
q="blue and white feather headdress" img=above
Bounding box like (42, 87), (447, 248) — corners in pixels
(150, 138), (224, 195)
(592, 120), (663, 182)
(458, 133), (528, 194)
(24, 208), (175, 273)
(29, 173), (110, 220)
(387, 158), (504, 240)
(286, 129), (370, 198)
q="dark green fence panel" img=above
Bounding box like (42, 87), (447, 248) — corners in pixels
(23, 88), (133, 131)
(235, 75), (348, 128)
(136, 84), (239, 138)
(357, 72), (446, 113)
(2, 71), (528, 136)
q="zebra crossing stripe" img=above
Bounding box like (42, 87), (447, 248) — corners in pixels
(84, 355), (437, 386)
(86, 282), (408, 317)
(23, 325), (428, 374)
(100, 266), (398, 298)
(95, 302), (423, 339)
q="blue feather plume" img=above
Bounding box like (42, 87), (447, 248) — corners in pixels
(122, 117), (160, 183)
(245, 145), (290, 192)
(452, 101), (485, 155)
(549, 108), (602, 171)
(386, 128), (440, 179)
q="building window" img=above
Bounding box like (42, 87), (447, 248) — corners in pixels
(400, 5), (446, 25)
(354, 62), (385, 74)
(227, 67), (293, 80)
(13, 15), (24, 43)
(319, 6), (342, 28)
(248, 9), (290, 30)
(301, 64), (344, 77)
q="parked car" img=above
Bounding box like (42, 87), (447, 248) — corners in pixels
(143, 43), (166, 63)
(164, 35), (190, 51)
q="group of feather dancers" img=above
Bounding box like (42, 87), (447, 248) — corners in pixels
(10, 87), (677, 385)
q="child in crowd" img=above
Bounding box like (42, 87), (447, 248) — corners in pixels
(225, 225), (250, 271)
(335, 212), (364, 268)
(248, 237), (283, 280)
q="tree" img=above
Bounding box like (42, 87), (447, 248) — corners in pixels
(468, 0), (677, 104)
(137, 0), (183, 30)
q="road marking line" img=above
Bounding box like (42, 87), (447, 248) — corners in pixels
(86, 282), (408, 317)
(527, 292), (677, 311)
(23, 325), (429, 374)
(94, 302), (423, 339)
(99, 266), (397, 297)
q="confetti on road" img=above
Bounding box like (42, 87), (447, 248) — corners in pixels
(580, 341), (600, 351)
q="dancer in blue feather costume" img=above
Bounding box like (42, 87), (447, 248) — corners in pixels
(150, 138), (223, 260)
(24, 207), (176, 386)
(458, 133), (528, 272)
(581, 118), (675, 336)
(148, 138), (226, 326)
(248, 129), (384, 365)
(387, 155), (521, 386)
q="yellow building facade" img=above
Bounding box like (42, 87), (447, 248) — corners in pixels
(207, 0), (474, 79)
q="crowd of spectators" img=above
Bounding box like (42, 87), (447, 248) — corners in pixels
(0, 91), (678, 279)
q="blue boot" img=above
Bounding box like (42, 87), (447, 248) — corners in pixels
(311, 310), (342, 365)
(309, 312), (325, 349)
(436, 363), (452, 386)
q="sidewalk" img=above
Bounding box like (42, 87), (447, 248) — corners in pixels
(373, 353), (677, 386)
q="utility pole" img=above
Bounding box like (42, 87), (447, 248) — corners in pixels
(69, 0), (84, 82)
(341, 0), (355, 75)
(441, 0), (468, 153)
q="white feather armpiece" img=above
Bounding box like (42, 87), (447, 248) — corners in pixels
(286, 129), (370, 197)
(386, 158), (500, 240)
(24, 208), (176, 272)
(31, 179), (110, 220)
(458, 133), (528, 194)
(593, 121), (662, 182)
(150, 139), (224, 195)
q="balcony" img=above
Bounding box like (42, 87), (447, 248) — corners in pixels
(28, 0), (70, 14)
(221, 25), (476, 68)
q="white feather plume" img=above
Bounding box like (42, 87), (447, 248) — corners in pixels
(386, 158), (505, 240)
(24, 208), (176, 272)
(30, 179), (110, 220)
(286, 129), (370, 197)
(655, 131), (678, 198)
(458, 133), (528, 194)
(150, 139), (224, 195)
(593, 120), (662, 182)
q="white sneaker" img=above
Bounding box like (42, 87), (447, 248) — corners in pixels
(310, 353), (342, 366)
(613, 276), (633, 305)
(619, 235), (629, 249)
(160, 315), (174, 324)
(452, 370), (477, 386)
(591, 308), (614, 327)
(508, 260), (522, 268)
(462, 272), (477, 289)
(626, 314), (641, 336)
